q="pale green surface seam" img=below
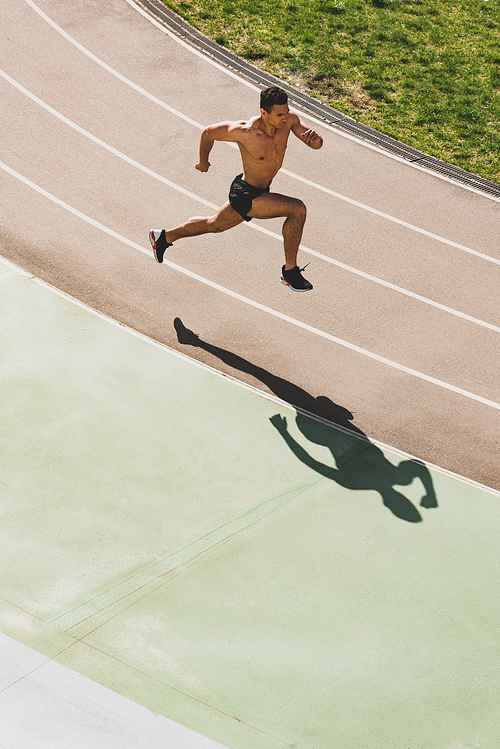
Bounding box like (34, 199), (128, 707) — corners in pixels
(49, 478), (330, 638)
(61, 640), (294, 749)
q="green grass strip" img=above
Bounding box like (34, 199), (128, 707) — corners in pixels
(162, 0), (500, 183)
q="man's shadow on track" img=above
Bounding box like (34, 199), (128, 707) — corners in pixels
(174, 318), (438, 523)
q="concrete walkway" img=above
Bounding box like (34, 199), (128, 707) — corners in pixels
(1, 256), (499, 748)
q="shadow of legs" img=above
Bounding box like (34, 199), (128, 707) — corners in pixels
(174, 318), (437, 523)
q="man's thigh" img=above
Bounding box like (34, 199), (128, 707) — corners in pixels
(247, 192), (303, 220)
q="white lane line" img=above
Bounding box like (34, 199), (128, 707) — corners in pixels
(23, 0), (208, 128)
(1, 159), (499, 412)
(279, 168), (500, 266)
(24, 0), (500, 263)
(3, 69), (499, 335)
(0, 69), (218, 211)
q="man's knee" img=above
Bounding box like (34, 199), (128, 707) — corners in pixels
(292, 199), (307, 222)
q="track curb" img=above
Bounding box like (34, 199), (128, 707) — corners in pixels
(132, 0), (500, 200)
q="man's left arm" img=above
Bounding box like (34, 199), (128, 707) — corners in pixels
(291, 115), (323, 150)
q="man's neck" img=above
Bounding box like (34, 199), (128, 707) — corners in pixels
(257, 115), (276, 137)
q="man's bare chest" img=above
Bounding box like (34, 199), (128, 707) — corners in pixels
(244, 130), (289, 162)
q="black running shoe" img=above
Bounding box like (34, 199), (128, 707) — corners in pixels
(149, 229), (172, 263)
(281, 264), (313, 292)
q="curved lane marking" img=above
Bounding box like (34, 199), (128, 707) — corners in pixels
(24, 0), (500, 264)
(1, 159), (499, 411)
(2, 69), (499, 334)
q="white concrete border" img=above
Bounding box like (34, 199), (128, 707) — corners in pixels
(0, 633), (229, 749)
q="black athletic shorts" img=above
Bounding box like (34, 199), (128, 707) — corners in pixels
(228, 173), (270, 221)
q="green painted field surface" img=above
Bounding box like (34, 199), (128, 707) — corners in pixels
(1, 257), (500, 747)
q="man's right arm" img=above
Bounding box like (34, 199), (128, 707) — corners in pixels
(195, 121), (241, 172)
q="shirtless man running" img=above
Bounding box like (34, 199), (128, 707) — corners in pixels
(149, 86), (323, 292)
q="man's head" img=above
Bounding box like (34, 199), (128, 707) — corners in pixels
(260, 86), (288, 113)
(260, 86), (289, 128)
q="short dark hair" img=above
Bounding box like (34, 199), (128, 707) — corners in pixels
(260, 86), (288, 113)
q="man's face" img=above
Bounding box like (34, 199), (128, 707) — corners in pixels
(263, 104), (289, 128)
